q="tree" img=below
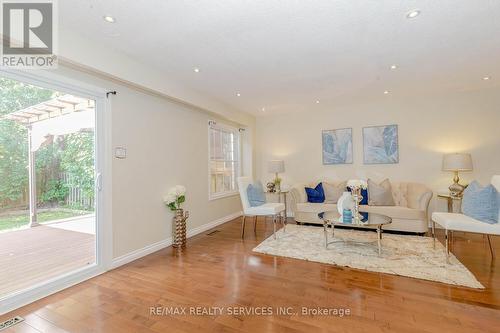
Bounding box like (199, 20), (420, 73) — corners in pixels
(60, 132), (95, 199)
(0, 77), (95, 211)
(0, 77), (56, 207)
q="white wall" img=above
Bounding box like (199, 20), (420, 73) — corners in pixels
(52, 65), (254, 259)
(256, 88), (500, 213)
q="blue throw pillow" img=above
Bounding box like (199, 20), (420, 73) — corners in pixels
(305, 183), (325, 203)
(247, 182), (266, 207)
(346, 187), (368, 205)
(462, 181), (499, 224)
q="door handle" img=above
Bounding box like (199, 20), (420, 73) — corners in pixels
(96, 173), (102, 191)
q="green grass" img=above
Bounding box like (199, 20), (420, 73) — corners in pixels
(0, 210), (91, 232)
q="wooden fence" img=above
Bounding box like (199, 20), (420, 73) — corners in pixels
(60, 173), (94, 209)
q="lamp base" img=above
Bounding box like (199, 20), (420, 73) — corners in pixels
(449, 182), (466, 198)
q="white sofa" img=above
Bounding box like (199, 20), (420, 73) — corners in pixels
(290, 181), (433, 233)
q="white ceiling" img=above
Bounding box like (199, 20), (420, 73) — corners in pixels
(60, 1), (500, 116)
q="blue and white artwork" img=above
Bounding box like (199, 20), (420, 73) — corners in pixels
(322, 128), (353, 165)
(363, 125), (399, 164)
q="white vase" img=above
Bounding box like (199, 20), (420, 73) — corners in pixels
(337, 191), (354, 217)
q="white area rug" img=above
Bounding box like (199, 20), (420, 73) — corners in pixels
(253, 225), (483, 289)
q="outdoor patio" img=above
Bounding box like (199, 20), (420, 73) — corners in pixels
(0, 215), (95, 298)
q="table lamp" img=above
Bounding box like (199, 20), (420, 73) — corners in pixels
(268, 160), (285, 192)
(442, 153), (473, 197)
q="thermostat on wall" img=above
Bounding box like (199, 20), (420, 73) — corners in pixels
(115, 147), (127, 159)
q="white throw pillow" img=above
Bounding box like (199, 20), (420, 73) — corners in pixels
(323, 181), (347, 204)
(368, 178), (395, 206)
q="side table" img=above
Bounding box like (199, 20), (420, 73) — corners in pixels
(437, 193), (462, 213)
(265, 190), (288, 221)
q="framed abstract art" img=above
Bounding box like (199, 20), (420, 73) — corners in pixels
(363, 125), (399, 164)
(322, 128), (353, 165)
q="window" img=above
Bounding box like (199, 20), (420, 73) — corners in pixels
(209, 121), (240, 199)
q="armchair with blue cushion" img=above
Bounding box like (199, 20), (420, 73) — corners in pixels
(432, 175), (500, 262)
(237, 177), (286, 239)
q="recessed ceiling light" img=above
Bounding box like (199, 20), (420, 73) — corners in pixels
(406, 10), (420, 19)
(261, 107), (266, 112)
(390, 64), (398, 70)
(236, 93), (241, 97)
(193, 67), (200, 73)
(316, 100), (320, 104)
(384, 90), (390, 95)
(103, 16), (116, 23)
(483, 76), (490, 80)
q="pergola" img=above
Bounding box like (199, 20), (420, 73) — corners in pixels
(1, 95), (95, 227)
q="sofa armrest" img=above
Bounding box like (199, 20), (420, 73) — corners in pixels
(418, 190), (433, 223)
(289, 186), (306, 214)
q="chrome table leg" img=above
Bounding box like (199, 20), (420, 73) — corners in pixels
(273, 215), (276, 239)
(323, 221), (328, 248)
(377, 226), (381, 256)
(445, 229), (450, 264)
(432, 220), (436, 249)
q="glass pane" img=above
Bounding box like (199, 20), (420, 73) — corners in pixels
(223, 174), (231, 191)
(233, 161), (239, 180)
(210, 161), (217, 173)
(210, 174), (216, 193)
(223, 131), (230, 153)
(209, 129), (216, 159)
(216, 174), (223, 193)
(216, 161), (224, 172)
(213, 130), (222, 159)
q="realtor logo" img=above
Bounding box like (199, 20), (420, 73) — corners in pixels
(1, 0), (58, 68)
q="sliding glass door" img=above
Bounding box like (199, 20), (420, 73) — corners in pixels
(0, 74), (99, 299)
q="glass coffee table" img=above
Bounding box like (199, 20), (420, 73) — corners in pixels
(318, 211), (392, 255)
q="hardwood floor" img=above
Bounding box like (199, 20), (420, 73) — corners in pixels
(1, 218), (499, 332)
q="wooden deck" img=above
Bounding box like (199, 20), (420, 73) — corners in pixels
(0, 225), (95, 298)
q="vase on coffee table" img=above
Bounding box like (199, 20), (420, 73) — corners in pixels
(351, 188), (364, 222)
(347, 179), (367, 223)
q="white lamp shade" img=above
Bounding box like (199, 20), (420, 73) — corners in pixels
(442, 153), (473, 171)
(268, 160), (285, 173)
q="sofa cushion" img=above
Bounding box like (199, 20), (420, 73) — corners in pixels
(391, 182), (409, 207)
(296, 202), (337, 213)
(323, 181), (347, 204)
(368, 178), (395, 206)
(360, 205), (425, 220)
(305, 183), (325, 203)
(247, 203), (285, 215)
(406, 183), (430, 209)
(296, 203), (424, 220)
(292, 183), (308, 203)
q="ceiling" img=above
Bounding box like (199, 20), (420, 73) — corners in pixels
(59, 1), (500, 116)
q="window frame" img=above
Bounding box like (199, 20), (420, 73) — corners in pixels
(208, 121), (241, 201)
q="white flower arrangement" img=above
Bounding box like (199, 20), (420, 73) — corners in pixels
(164, 185), (186, 211)
(347, 179), (368, 190)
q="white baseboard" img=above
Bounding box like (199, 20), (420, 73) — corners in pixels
(110, 211), (242, 269)
(109, 238), (173, 269)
